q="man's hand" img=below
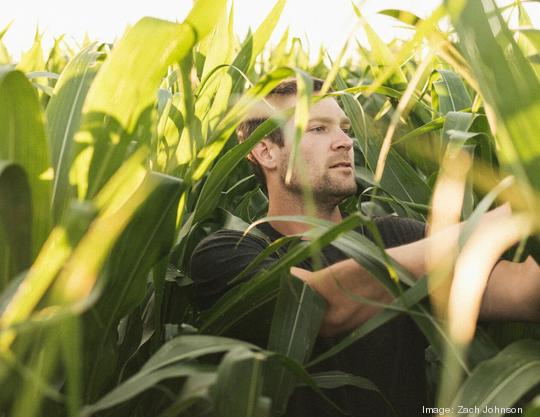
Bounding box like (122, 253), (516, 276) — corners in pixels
(291, 264), (393, 337)
(290, 235), (426, 337)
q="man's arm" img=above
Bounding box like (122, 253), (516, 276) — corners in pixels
(291, 238), (429, 337)
(292, 205), (540, 336)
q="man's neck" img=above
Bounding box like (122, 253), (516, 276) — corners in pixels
(266, 192), (343, 236)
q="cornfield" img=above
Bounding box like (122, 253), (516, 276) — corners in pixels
(1, 0), (540, 416)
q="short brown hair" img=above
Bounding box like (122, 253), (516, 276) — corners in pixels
(236, 77), (328, 189)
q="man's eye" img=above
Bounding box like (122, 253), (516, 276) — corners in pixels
(342, 127), (352, 136)
(310, 126), (327, 133)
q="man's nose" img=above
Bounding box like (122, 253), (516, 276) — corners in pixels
(331, 129), (354, 151)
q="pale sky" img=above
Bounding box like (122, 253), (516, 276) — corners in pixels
(0, 0), (442, 60)
(1, 0), (540, 60)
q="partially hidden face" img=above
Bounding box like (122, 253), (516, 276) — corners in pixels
(274, 95), (358, 204)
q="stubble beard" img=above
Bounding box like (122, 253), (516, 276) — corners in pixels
(279, 162), (357, 212)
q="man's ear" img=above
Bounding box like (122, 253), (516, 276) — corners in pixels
(250, 139), (279, 171)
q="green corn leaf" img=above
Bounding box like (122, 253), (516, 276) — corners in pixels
(193, 113), (286, 223)
(311, 371), (397, 416)
(0, 162), (32, 290)
(81, 0), (226, 198)
(0, 274), (25, 316)
(452, 340), (540, 417)
(46, 43), (102, 224)
(518, 29), (540, 53)
(96, 176), (183, 306)
(83, 3), (225, 135)
(333, 75), (370, 167)
(195, 5), (235, 136)
(516, 1), (535, 58)
(0, 22), (13, 65)
(517, 1), (533, 28)
(156, 91), (183, 171)
(45, 35), (68, 77)
(0, 201), (96, 354)
(213, 348), (268, 417)
(49, 171), (182, 401)
(268, 27), (289, 68)
(264, 351), (346, 415)
(191, 66), (294, 181)
(91, 147), (148, 213)
(441, 111), (475, 143)
(198, 0), (286, 141)
(264, 276), (325, 416)
(83, 172), (183, 396)
(143, 335), (258, 374)
(446, 0), (540, 192)
(230, 0), (286, 93)
(268, 277), (325, 362)
(10, 328), (61, 417)
(378, 9), (422, 26)
(26, 71), (59, 81)
(0, 67), (51, 256)
(395, 117), (445, 145)
(334, 74), (431, 218)
(249, 0), (286, 71)
(311, 369), (382, 392)
(156, 372), (217, 417)
(80, 363), (213, 417)
(0, 154), (149, 349)
(352, 3), (407, 90)
(430, 70), (472, 115)
(175, 54), (203, 172)
(81, 336), (253, 412)
(372, 146), (431, 218)
(525, 397), (540, 417)
(60, 315), (82, 417)
(16, 30), (45, 74)
(0, 149), (147, 353)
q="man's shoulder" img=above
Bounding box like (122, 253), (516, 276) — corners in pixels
(190, 228), (280, 306)
(190, 227), (277, 283)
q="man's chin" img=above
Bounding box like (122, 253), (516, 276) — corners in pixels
(330, 182), (358, 198)
(315, 185), (357, 204)
(281, 178), (357, 201)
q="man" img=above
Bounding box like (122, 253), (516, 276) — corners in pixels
(191, 78), (540, 416)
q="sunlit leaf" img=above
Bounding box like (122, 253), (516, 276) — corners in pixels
(0, 67), (51, 255)
(46, 43), (102, 223)
(82, 0), (226, 197)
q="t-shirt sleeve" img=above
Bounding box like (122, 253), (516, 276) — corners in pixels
(372, 215), (426, 248)
(190, 229), (279, 309)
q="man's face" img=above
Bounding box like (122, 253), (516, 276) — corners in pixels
(275, 95), (357, 205)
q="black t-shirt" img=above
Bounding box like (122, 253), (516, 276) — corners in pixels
(191, 215), (429, 417)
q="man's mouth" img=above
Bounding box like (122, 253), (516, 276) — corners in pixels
(330, 162), (352, 168)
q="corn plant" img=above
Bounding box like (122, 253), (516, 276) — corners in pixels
(1, 0), (540, 416)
